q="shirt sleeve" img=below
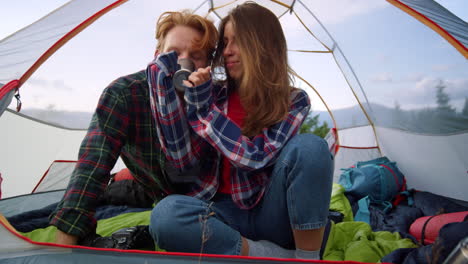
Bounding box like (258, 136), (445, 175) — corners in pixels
(185, 81), (311, 171)
(49, 84), (129, 238)
(146, 51), (203, 171)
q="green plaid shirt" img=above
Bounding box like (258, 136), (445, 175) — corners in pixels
(50, 70), (172, 237)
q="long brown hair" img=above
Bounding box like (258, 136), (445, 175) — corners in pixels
(156, 10), (218, 59)
(213, 2), (294, 137)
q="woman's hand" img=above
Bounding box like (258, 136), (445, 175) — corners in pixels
(183, 66), (211, 87)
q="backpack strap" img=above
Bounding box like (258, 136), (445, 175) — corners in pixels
(420, 214), (438, 245)
(355, 196), (394, 224)
(355, 196), (371, 223)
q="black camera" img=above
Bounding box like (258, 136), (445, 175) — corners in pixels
(81, 225), (154, 250)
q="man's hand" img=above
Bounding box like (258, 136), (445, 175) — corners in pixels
(55, 229), (79, 245)
(183, 66), (211, 87)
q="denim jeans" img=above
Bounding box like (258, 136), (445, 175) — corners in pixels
(149, 134), (334, 255)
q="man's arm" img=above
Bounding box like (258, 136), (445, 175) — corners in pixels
(50, 83), (129, 241)
(146, 51), (204, 171)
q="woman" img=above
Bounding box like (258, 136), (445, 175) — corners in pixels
(147, 2), (333, 260)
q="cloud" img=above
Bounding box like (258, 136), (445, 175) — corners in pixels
(400, 77), (468, 106)
(369, 74), (468, 110)
(371, 72), (393, 82)
(412, 78), (468, 97)
(414, 77), (438, 90)
(445, 78), (468, 99)
(431, 64), (455, 72)
(402, 73), (424, 82)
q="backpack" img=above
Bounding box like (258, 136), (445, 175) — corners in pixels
(339, 157), (407, 223)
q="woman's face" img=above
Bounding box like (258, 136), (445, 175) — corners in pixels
(222, 21), (243, 82)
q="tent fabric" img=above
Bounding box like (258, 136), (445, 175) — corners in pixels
(376, 127), (468, 201)
(32, 160), (77, 193)
(0, 1), (117, 84)
(0, 109), (87, 198)
(393, 0), (468, 58)
(0, 190), (65, 218)
(0, 86), (16, 118)
(0, 0), (467, 263)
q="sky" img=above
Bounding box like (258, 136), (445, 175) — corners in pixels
(1, 0), (467, 118)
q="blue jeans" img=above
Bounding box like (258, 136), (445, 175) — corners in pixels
(149, 134), (334, 255)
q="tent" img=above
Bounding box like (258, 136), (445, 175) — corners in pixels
(0, 0), (467, 263)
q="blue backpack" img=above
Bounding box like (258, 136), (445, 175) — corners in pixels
(339, 157), (407, 223)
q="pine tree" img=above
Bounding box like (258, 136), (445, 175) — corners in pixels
(300, 114), (329, 138)
(393, 100), (402, 119)
(462, 97), (468, 116)
(435, 80), (455, 114)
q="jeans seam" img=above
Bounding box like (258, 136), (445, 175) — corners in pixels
(199, 201), (215, 254)
(235, 235), (242, 255)
(284, 162), (299, 227)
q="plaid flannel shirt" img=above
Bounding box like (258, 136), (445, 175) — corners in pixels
(49, 70), (173, 238)
(147, 51), (311, 209)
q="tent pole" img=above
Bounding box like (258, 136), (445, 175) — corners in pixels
(296, 0), (383, 155)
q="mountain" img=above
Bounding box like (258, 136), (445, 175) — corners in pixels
(311, 102), (468, 134)
(19, 102), (468, 134)
(21, 108), (93, 129)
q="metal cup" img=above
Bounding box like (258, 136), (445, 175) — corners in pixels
(173, 58), (195, 92)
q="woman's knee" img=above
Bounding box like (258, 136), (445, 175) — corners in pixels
(281, 134), (334, 191)
(282, 134), (332, 164)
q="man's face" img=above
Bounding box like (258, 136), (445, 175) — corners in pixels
(160, 25), (209, 70)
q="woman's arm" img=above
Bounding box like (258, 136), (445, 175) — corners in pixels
(185, 81), (310, 171)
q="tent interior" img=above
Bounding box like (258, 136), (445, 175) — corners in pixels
(0, 0), (467, 263)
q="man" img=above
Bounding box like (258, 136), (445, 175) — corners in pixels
(49, 10), (218, 245)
